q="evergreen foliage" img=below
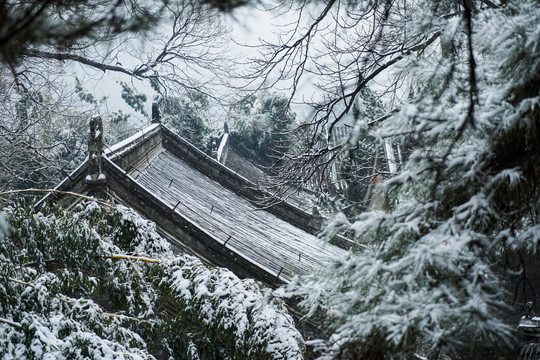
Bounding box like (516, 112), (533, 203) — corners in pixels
(286, 0), (540, 359)
(229, 91), (296, 167)
(0, 202), (304, 359)
(119, 82), (148, 117)
(157, 93), (213, 150)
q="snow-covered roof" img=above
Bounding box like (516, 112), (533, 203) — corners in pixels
(136, 149), (341, 282)
(51, 122), (347, 284)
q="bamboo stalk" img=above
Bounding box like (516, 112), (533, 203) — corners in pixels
(0, 318), (22, 329)
(104, 254), (160, 264)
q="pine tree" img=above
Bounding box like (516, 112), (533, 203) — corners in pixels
(286, 1), (540, 358)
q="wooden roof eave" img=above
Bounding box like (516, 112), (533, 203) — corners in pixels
(34, 157), (91, 211)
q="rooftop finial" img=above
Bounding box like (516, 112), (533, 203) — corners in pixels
(86, 115), (106, 191)
(152, 102), (161, 124)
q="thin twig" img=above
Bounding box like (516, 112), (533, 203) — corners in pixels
(0, 189), (114, 209)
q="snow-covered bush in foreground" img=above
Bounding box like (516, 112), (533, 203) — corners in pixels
(159, 258), (303, 359)
(0, 202), (304, 359)
(286, 1), (540, 359)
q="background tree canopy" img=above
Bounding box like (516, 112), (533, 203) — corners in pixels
(229, 91), (296, 167)
(157, 92), (213, 149)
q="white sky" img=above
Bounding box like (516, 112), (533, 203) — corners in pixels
(74, 5), (280, 127)
(73, 3), (333, 132)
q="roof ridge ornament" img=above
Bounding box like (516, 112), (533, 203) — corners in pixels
(217, 122), (229, 165)
(86, 115), (106, 196)
(151, 102), (161, 124)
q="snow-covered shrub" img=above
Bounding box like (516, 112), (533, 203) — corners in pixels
(0, 202), (304, 359)
(0, 204), (155, 359)
(158, 256), (304, 359)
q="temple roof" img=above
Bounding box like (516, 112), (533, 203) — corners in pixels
(44, 118), (350, 284)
